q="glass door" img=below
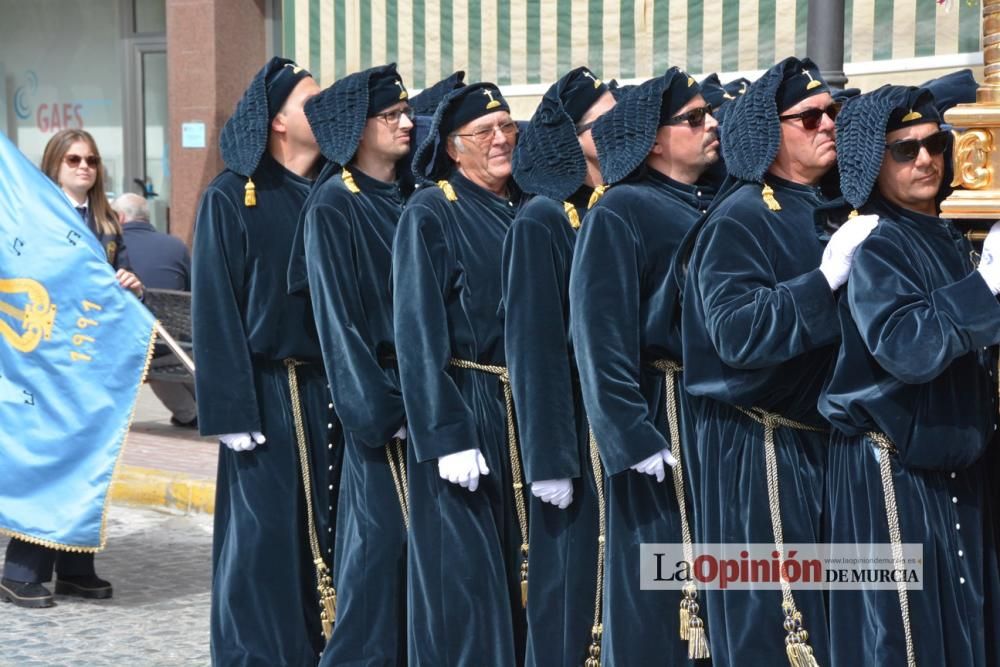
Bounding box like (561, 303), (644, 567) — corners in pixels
(141, 50), (168, 232)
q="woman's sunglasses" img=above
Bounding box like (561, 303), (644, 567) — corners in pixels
(64, 154), (101, 168)
(884, 130), (950, 163)
(667, 104), (715, 128)
(778, 103), (841, 131)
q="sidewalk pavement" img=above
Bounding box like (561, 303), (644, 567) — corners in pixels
(111, 385), (218, 514)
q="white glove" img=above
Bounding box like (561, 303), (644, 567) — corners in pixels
(219, 431), (266, 452)
(819, 214), (880, 290)
(630, 448), (678, 483)
(392, 425), (408, 440)
(978, 221), (1000, 295)
(531, 478), (574, 509)
(438, 448), (490, 492)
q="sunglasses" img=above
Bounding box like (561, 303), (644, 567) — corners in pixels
(64, 154), (100, 168)
(778, 102), (841, 131)
(667, 104), (715, 128)
(884, 130), (950, 163)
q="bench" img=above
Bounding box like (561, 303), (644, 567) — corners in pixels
(143, 288), (194, 383)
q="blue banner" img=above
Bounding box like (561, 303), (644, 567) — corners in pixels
(0, 131), (155, 552)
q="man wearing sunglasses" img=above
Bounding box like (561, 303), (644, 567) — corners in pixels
(569, 68), (718, 664)
(679, 57), (879, 665)
(820, 85), (1000, 667)
(501, 66), (615, 667)
(192, 58), (336, 665)
(393, 83), (525, 665)
(287, 64), (413, 666)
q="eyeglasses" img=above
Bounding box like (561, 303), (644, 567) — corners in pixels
(452, 120), (519, 146)
(884, 130), (950, 163)
(778, 102), (841, 131)
(667, 104), (715, 128)
(64, 154), (100, 168)
(374, 106), (415, 126)
(576, 119), (598, 136)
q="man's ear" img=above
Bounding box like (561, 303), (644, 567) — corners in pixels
(649, 136), (664, 157)
(445, 137), (460, 164)
(271, 111), (287, 136)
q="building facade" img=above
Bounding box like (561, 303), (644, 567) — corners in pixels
(0, 0), (986, 245)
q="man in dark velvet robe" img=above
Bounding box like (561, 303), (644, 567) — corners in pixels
(819, 85), (1000, 667)
(568, 68), (718, 665)
(679, 57), (877, 666)
(393, 82), (524, 666)
(192, 58), (337, 667)
(698, 72), (745, 190)
(501, 66), (614, 667)
(287, 64), (412, 667)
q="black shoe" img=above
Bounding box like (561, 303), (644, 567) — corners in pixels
(55, 575), (113, 599)
(0, 577), (55, 608)
(170, 415), (198, 429)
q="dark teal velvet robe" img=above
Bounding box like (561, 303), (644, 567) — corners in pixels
(681, 175), (838, 666)
(818, 194), (1000, 667)
(392, 171), (524, 666)
(192, 153), (337, 667)
(569, 170), (712, 665)
(500, 190), (596, 667)
(292, 165), (408, 667)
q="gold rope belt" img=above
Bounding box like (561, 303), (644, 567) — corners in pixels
(650, 359), (710, 660)
(386, 437), (409, 530)
(733, 405), (826, 667)
(284, 359), (337, 641)
(584, 425), (607, 667)
(372, 351), (410, 530)
(867, 431), (916, 667)
(448, 357), (531, 608)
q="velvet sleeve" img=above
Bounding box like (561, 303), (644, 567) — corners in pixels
(847, 233), (1000, 385)
(569, 207), (670, 475)
(695, 214), (839, 369)
(392, 202), (479, 463)
(305, 202), (405, 447)
(502, 216), (581, 483)
(191, 186), (261, 436)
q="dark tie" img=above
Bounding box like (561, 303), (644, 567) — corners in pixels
(75, 205), (87, 222)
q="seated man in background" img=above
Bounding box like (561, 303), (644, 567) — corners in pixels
(111, 192), (196, 428)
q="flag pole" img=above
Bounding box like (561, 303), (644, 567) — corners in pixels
(153, 321), (195, 375)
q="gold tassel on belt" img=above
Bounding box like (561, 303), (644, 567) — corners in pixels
(386, 436), (409, 530)
(285, 359), (337, 641)
(868, 432), (917, 667)
(734, 406), (825, 667)
(651, 359), (710, 659)
(584, 427), (607, 666)
(449, 358), (531, 608)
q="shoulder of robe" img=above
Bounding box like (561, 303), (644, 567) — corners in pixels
(403, 184), (455, 215)
(310, 176), (359, 211)
(205, 170), (246, 198)
(515, 197), (569, 232)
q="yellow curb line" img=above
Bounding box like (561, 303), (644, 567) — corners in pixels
(110, 465), (215, 514)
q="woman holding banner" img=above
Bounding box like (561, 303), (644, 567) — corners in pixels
(0, 129), (143, 609)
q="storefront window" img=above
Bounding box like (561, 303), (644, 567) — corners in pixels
(134, 0), (167, 34)
(1, 1), (126, 196)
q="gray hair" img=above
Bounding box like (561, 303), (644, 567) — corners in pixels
(111, 192), (149, 222)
